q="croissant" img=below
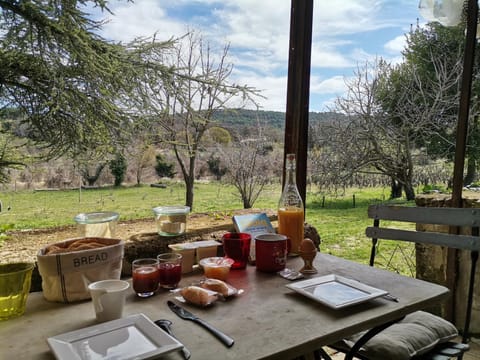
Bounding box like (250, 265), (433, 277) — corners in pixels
(200, 278), (236, 297)
(180, 286), (218, 306)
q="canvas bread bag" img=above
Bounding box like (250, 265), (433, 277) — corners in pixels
(37, 237), (124, 303)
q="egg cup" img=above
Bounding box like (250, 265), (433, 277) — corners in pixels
(298, 238), (318, 274)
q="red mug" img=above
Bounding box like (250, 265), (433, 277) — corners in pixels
(255, 234), (288, 272)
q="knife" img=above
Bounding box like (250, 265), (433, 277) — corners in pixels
(167, 300), (235, 348)
(154, 319), (191, 360)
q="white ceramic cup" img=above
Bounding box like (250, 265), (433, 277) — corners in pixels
(88, 279), (130, 322)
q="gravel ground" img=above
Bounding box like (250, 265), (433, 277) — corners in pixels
(0, 210), (277, 265)
(0, 219), (158, 264)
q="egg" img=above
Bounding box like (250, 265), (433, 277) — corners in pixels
(299, 238), (318, 274)
(299, 238), (316, 252)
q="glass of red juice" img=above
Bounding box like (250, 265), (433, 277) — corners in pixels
(222, 232), (251, 269)
(132, 258), (159, 297)
(157, 253), (182, 289)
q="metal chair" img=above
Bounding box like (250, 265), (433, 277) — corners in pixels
(318, 204), (479, 360)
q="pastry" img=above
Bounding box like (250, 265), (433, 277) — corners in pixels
(180, 286), (218, 306)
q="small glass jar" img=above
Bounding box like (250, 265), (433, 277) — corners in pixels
(152, 206), (190, 236)
(73, 211), (119, 238)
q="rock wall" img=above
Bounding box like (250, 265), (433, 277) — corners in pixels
(416, 193), (480, 335)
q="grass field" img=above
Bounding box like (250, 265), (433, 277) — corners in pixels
(0, 181), (415, 267)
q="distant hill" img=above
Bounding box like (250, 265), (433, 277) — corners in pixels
(212, 108), (338, 129)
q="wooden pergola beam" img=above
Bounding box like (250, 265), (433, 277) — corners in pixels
(447, 0), (478, 323)
(283, 0), (313, 206)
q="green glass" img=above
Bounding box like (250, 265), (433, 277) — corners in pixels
(0, 263), (34, 320)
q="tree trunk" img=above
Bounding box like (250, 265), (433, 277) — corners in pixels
(465, 116), (479, 186)
(172, 145), (195, 210)
(403, 182), (416, 201)
(185, 177), (194, 209)
(185, 156), (196, 210)
(243, 197), (253, 209)
(81, 163), (106, 186)
(136, 168), (141, 186)
(464, 156), (476, 186)
(390, 179), (402, 199)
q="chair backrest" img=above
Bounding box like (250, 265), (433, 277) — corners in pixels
(366, 204), (480, 343)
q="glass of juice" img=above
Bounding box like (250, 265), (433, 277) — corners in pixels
(0, 263), (34, 320)
(278, 207), (304, 256)
(132, 258), (159, 297)
(157, 253), (182, 289)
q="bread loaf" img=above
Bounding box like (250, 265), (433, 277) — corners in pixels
(45, 239), (107, 255)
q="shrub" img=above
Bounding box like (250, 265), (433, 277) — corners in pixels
(109, 153), (127, 187)
(155, 154), (175, 178)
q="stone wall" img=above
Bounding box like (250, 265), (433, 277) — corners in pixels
(416, 193), (480, 335)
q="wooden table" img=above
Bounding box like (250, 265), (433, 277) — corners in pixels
(0, 254), (449, 360)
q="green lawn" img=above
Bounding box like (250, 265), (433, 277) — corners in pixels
(0, 181), (280, 229)
(305, 187), (414, 264)
(0, 182), (415, 267)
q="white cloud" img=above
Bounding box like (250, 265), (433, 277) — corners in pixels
(94, 0), (420, 111)
(310, 75), (347, 95)
(229, 52), (284, 75)
(102, 1), (187, 42)
(235, 73), (288, 112)
(384, 34), (407, 54)
(311, 43), (354, 69)
(313, 0), (385, 36)
(213, 0), (290, 45)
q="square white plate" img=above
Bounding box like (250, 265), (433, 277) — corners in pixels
(47, 313), (183, 360)
(286, 274), (389, 309)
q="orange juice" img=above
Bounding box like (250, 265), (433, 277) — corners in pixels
(278, 207), (304, 255)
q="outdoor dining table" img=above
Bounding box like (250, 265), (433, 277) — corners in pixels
(0, 253), (449, 360)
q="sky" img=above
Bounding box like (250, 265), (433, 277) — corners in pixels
(94, 0), (424, 112)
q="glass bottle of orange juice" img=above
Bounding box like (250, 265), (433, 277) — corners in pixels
(278, 153), (304, 256)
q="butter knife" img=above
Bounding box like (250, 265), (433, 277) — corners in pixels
(167, 300), (235, 348)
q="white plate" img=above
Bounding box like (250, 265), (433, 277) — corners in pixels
(47, 313), (183, 360)
(286, 274), (389, 309)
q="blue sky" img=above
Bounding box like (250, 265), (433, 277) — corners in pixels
(96, 0), (423, 112)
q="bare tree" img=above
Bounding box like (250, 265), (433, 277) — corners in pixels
(126, 137), (157, 185)
(79, 163), (107, 187)
(222, 139), (275, 209)
(314, 56), (462, 200)
(74, 151), (110, 187)
(134, 31), (259, 209)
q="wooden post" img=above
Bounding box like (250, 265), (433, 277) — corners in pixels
(448, 0), (478, 322)
(283, 0), (313, 209)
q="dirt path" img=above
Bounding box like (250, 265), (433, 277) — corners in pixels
(1, 219), (158, 264)
(0, 210), (278, 264)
